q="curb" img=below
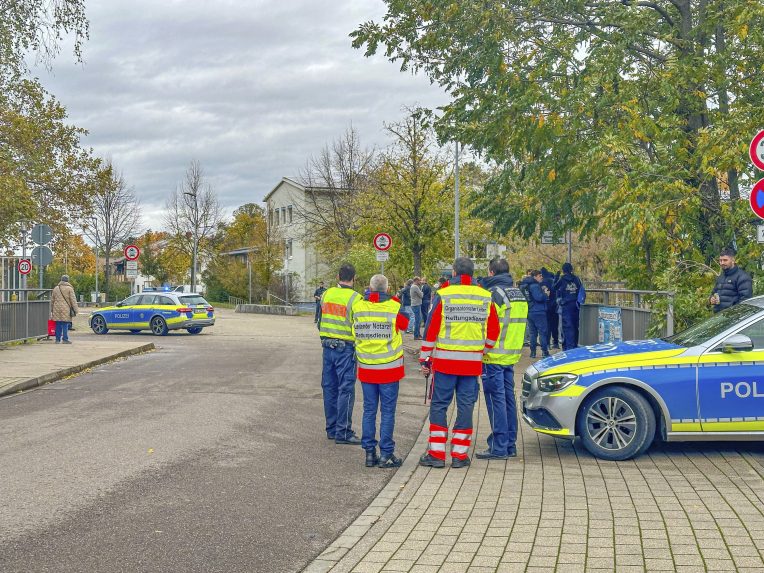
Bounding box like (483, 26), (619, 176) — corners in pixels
(0, 343), (156, 398)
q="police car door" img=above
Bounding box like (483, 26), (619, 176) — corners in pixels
(698, 316), (764, 433)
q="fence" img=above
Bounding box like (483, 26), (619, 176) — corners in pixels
(0, 290), (52, 343)
(578, 288), (675, 346)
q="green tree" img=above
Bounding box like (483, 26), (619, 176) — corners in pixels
(352, 0), (764, 304)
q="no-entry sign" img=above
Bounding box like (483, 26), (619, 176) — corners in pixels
(751, 130), (764, 171)
(124, 244), (140, 261)
(18, 259), (32, 275)
(373, 233), (392, 251)
(751, 178), (764, 220)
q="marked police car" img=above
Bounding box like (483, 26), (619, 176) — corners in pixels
(89, 292), (215, 336)
(522, 295), (764, 460)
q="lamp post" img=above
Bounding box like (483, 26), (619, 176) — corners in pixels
(184, 191), (199, 292)
(454, 141), (460, 260)
(89, 217), (100, 304)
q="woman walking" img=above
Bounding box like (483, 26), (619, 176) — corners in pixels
(51, 275), (78, 344)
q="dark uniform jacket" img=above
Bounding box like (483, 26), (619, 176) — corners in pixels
(711, 266), (753, 313)
(554, 273), (583, 307)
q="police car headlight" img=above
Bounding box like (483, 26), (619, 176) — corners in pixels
(536, 374), (578, 393)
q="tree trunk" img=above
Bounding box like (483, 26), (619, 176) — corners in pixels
(413, 247), (422, 277)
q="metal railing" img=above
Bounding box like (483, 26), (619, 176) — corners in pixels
(228, 296), (246, 306)
(579, 288), (675, 346)
(266, 291), (293, 307)
(0, 289), (52, 343)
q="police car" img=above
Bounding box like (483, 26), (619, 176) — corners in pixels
(522, 295), (764, 460)
(89, 292), (215, 336)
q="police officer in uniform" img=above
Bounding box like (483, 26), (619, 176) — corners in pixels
(478, 258), (528, 459)
(554, 262), (584, 350)
(318, 263), (361, 444)
(419, 257), (500, 468)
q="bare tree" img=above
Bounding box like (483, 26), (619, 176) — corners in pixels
(82, 160), (141, 296)
(293, 126), (374, 254)
(164, 160), (223, 290)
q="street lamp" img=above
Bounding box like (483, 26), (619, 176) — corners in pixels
(184, 191), (199, 292)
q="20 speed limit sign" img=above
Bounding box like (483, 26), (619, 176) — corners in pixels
(18, 259), (32, 275)
(124, 244), (140, 261)
(373, 233), (392, 251)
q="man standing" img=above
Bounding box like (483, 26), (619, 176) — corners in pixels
(419, 257), (499, 469)
(51, 274), (78, 344)
(478, 259), (527, 460)
(540, 267), (559, 349)
(401, 279), (414, 334)
(318, 263), (361, 445)
(554, 262), (584, 350)
(352, 274), (410, 468)
(527, 270), (550, 359)
(313, 281), (326, 323)
(410, 276), (424, 339)
(709, 247), (753, 313)
(421, 278), (432, 322)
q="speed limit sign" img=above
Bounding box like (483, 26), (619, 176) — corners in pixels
(18, 259), (32, 275)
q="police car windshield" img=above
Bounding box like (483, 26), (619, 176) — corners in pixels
(664, 303), (761, 347)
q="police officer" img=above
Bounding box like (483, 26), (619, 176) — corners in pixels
(540, 267), (559, 349)
(478, 258), (527, 460)
(419, 257), (500, 468)
(352, 274), (410, 468)
(709, 247), (753, 313)
(318, 263), (361, 444)
(527, 270), (550, 359)
(554, 262), (584, 350)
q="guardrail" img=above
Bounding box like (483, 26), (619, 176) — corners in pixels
(579, 288), (675, 346)
(0, 289), (52, 343)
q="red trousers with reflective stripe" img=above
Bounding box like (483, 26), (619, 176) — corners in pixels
(427, 424), (473, 460)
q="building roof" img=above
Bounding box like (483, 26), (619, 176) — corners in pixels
(263, 177), (304, 203)
(221, 246), (259, 256)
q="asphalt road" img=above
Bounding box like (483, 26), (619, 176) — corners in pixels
(0, 310), (429, 573)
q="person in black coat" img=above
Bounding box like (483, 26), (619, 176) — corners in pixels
(554, 263), (584, 350)
(540, 267), (559, 349)
(709, 247), (753, 313)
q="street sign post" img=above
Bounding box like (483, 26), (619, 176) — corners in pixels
(750, 178), (764, 220)
(373, 233), (392, 251)
(375, 251), (389, 262)
(541, 231), (566, 245)
(750, 130), (764, 171)
(18, 259), (32, 275)
(124, 245), (140, 261)
(31, 223), (53, 246)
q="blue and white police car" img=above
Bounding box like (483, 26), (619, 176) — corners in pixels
(522, 295), (764, 460)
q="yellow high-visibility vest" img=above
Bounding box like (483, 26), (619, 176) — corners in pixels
(434, 283), (492, 358)
(483, 286), (528, 366)
(319, 287), (360, 341)
(351, 298), (404, 368)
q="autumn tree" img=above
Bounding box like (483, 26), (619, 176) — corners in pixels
(352, 0), (764, 320)
(81, 161), (142, 296)
(164, 160), (223, 290)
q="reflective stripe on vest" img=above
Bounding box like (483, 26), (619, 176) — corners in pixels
(436, 284), (492, 352)
(484, 286), (528, 366)
(319, 287), (360, 341)
(351, 298), (404, 365)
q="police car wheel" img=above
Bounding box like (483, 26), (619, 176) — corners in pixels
(577, 386), (655, 461)
(91, 315), (109, 335)
(150, 316), (169, 336)
(187, 327), (203, 334)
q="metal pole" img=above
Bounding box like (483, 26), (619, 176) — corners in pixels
(567, 229), (572, 264)
(94, 225), (99, 304)
(454, 141), (460, 259)
(248, 257), (252, 304)
(21, 225), (27, 301)
(667, 293), (675, 336)
(192, 192), (199, 292)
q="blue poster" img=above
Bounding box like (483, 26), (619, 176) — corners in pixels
(598, 306), (623, 343)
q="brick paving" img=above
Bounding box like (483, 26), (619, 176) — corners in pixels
(306, 351), (764, 573)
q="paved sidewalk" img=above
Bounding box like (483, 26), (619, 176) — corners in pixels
(0, 314), (154, 398)
(308, 347), (764, 573)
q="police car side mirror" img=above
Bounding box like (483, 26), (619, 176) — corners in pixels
(720, 334), (754, 353)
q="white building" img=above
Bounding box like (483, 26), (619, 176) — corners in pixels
(264, 177), (331, 301)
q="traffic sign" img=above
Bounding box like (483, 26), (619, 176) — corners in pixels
(126, 268), (138, 278)
(757, 225), (764, 244)
(18, 259), (32, 275)
(541, 231), (566, 245)
(376, 251), (389, 262)
(126, 260), (138, 270)
(31, 223), (52, 245)
(31, 245), (53, 266)
(373, 233), (392, 251)
(751, 130), (764, 171)
(750, 178), (764, 220)
(124, 244), (140, 260)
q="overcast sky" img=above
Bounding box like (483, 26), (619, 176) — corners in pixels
(37, 0), (447, 230)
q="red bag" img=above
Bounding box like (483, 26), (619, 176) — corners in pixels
(48, 320), (56, 337)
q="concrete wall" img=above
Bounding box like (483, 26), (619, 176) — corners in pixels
(235, 304), (299, 316)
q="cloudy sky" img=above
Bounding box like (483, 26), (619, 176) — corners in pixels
(37, 0), (448, 229)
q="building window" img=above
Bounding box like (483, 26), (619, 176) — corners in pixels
(286, 239), (293, 259)
(288, 205), (293, 223)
